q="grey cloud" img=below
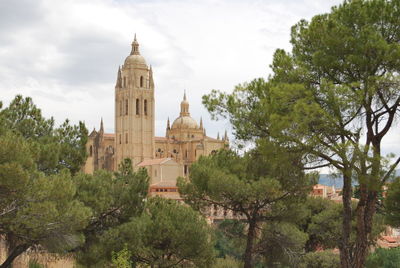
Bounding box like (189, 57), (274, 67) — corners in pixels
(50, 31), (127, 87)
(0, 0), (44, 32)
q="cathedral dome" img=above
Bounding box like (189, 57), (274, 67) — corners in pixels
(124, 54), (147, 66)
(171, 116), (198, 129)
(124, 35), (147, 67)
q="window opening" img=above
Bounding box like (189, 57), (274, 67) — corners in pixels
(136, 99), (140, 115)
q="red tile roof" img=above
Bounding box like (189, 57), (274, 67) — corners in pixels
(150, 181), (177, 188)
(382, 236), (397, 243)
(103, 133), (115, 138)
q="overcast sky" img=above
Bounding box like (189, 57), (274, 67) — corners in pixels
(1, 0), (399, 161)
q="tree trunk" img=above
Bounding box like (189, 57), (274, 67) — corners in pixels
(0, 243), (30, 268)
(244, 219), (257, 268)
(339, 171), (352, 268)
(353, 185), (377, 268)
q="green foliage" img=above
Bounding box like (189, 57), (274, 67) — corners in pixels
(260, 222), (308, 267)
(100, 197), (215, 268)
(297, 197), (385, 252)
(366, 247), (400, 268)
(28, 260), (45, 268)
(111, 244), (132, 268)
(74, 162), (149, 266)
(0, 95), (88, 175)
(203, 1), (400, 265)
(214, 220), (245, 259)
(179, 148), (313, 267)
(0, 130), (91, 266)
(385, 177), (400, 227)
(213, 256), (242, 268)
(299, 251), (340, 268)
(0, 95), (91, 266)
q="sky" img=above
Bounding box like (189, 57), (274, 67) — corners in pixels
(1, 0), (399, 162)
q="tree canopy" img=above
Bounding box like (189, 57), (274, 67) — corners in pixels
(203, 0), (400, 267)
(97, 197), (215, 268)
(178, 145), (314, 268)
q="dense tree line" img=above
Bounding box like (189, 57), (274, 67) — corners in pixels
(0, 96), (214, 268)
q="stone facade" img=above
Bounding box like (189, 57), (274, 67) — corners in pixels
(83, 37), (228, 194)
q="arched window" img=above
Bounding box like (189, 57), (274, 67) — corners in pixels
(185, 150), (188, 158)
(119, 134), (122, 144)
(144, 99), (148, 115)
(89, 145), (93, 157)
(125, 99), (128, 115)
(120, 101), (123, 116)
(123, 77), (126, 88)
(125, 133), (128, 144)
(184, 165), (188, 175)
(136, 99), (140, 115)
(140, 76), (144, 87)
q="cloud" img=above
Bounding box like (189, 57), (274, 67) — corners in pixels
(5, 0), (398, 163)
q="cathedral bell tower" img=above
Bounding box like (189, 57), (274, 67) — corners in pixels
(115, 35), (155, 167)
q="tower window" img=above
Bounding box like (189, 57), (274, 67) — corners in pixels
(185, 150), (188, 159)
(119, 134), (121, 144)
(136, 98), (140, 115)
(125, 133), (128, 144)
(140, 76), (144, 87)
(125, 99), (128, 115)
(120, 101), (122, 116)
(144, 99), (148, 116)
(89, 145), (93, 157)
(184, 165), (188, 175)
(123, 77), (126, 88)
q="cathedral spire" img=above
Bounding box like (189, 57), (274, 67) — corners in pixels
(167, 117), (170, 130)
(116, 66), (122, 88)
(180, 91), (190, 117)
(100, 118), (104, 134)
(217, 132), (220, 140)
(224, 129), (228, 141)
(149, 65), (154, 88)
(131, 34), (140, 55)
(200, 117), (203, 129)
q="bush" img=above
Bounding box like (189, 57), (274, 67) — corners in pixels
(213, 256), (242, 268)
(28, 260), (44, 268)
(299, 251), (340, 268)
(366, 247), (400, 268)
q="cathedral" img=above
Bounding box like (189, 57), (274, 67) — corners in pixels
(83, 36), (228, 197)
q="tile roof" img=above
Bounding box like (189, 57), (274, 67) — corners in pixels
(150, 181), (177, 188)
(103, 133), (115, 138)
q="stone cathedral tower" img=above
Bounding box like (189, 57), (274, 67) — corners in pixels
(83, 37), (228, 188)
(114, 35), (155, 167)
